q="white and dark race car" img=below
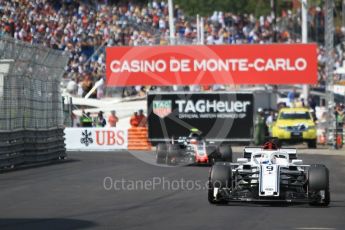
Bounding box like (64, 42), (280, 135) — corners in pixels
(208, 142), (330, 206)
(156, 128), (232, 165)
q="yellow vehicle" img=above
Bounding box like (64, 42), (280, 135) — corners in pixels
(272, 107), (317, 148)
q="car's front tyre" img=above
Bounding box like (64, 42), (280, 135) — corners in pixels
(165, 144), (180, 165)
(208, 163), (231, 204)
(308, 164), (330, 206)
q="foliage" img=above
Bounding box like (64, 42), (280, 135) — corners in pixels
(174, 0), (273, 17)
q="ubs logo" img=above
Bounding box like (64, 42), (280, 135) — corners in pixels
(80, 129), (93, 147)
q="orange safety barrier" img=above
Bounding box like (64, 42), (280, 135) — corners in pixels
(127, 127), (152, 150)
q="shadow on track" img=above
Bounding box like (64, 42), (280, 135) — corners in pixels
(213, 201), (345, 208)
(0, 218), (96, 230)
(0, 159), (80, 174)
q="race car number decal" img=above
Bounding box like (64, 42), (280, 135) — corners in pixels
(266, 166), (273, 171)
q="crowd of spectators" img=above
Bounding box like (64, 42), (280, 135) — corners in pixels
(1, 0), (345, 97)
(130, 109), (147, 127)
(78, 110), (115, 127)
(76, 108), (147, 128)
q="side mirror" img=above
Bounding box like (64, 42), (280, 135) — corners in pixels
(291, 159), (303, 165)
(237, 158), (249, 164)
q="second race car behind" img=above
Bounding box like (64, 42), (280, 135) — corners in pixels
(156, 129), (232, 165)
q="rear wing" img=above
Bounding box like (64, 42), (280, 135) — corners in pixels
(243, 147), (297, 160)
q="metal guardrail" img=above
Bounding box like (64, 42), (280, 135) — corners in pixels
(0, 129), (66, 168)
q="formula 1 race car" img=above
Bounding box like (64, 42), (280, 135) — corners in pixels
(208, 142), (330, 206)
(156, 129), (232, 165)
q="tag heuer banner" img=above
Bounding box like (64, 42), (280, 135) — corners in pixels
(147, 92), (254, 142)
(106, 44), (317, 86)
(153, 100), (172, 118)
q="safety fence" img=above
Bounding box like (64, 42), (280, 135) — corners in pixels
(0, 36), (69, 169)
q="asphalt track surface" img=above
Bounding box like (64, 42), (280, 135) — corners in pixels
(0, 148), (345, 230)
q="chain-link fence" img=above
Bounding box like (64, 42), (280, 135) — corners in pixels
(0, 36), (69, 169)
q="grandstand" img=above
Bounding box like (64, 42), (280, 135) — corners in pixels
(2, 0), (345, 99)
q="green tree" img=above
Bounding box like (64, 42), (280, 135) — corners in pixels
(174, 0), (271, 17)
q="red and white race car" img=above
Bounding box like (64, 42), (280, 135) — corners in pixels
(156, 129), (232, 165)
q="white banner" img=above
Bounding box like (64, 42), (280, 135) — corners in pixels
(334, 85), (345, 95)
(64, 128), (128, 151)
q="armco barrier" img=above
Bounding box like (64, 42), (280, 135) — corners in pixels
(0, 129), (66, 168)
(0, 131), (24, 168)
(23, 129), (66, 163)
(128, 127), (152, 150)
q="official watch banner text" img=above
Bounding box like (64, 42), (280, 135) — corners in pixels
(106, 44), (317, 86)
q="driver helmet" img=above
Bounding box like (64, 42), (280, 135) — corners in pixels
(260, 153), (272, 164)
(189, 128), (202, 139)
(262, 141), (278, 150)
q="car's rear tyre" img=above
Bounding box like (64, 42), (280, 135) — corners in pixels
(165, 144), (180, 165)
(307, 139), (317, 149)
(156, 143), (167, 164)
(208, 163), (231, 204)
(206, 145), (217, 165)
(218, 144), (233, 162)
(308, 164), (330, 206)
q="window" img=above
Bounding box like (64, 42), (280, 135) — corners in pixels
(279, 112), (311, 120)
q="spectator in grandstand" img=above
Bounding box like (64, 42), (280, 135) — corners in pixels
(95, 111), (106, 127)
(130, 112), (139, 127)
(137, 109), (147, 127)
(80, 111), (93, 127)
(108, 110), (119, 127)
(66, 78), (78, 95)
(81, 74), (94, 98)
